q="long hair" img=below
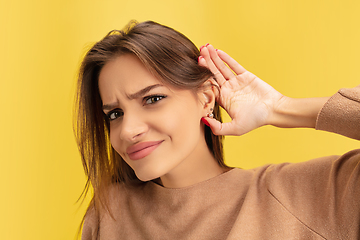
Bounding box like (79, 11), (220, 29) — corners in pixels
(74, 20), (225, 236)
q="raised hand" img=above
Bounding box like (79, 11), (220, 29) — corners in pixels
(199, 44), (285, 136)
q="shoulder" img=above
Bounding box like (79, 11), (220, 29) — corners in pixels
(81, 181), (147, 240)
(263, 149), (360, 238)
(81, 201), (98, 240)
(265, 149), (360, 192)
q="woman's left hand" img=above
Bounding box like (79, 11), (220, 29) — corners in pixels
(199, 44), (285, 136)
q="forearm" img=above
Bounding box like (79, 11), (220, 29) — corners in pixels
(269, 96), (330, 128)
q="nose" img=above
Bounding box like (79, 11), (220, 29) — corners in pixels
(119, 111), (148, 142)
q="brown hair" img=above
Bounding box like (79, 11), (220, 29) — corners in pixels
(74, 20), (225, 236)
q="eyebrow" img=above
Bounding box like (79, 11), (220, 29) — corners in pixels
(102, 84), (164, 111)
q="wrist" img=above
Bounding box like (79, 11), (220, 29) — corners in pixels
(269, 96), (329, 128)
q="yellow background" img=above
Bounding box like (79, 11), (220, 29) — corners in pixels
(1, 0), (359, 239)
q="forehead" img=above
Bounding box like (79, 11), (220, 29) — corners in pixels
(98, 54), (161, 95)
(98, 54), (200, 107)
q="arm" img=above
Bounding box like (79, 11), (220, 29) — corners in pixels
(316, 86), (360, 140)
(269, 97), (329, 128)
(274, 86), (360, 139)
(199, 45), (359, 139)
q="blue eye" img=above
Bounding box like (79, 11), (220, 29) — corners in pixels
(106, 109), (123, 121)
(145, 95), (166, 105)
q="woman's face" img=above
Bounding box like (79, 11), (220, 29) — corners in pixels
(98, 54), (211, 182)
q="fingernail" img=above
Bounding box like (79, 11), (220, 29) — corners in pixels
(205, 43), (210, 47)
(201, 117), (210, 127)
(199, 45), (204, 51)
(215, 49), (218, 51)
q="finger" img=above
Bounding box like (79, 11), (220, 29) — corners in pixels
(211, 121), (235, 136)
(198, 56), (208, 68)
(203, 118), (238, 136)
(200, 46), (227, 86)
(206, 45), (236, 80)
(216, 50), (247, 75)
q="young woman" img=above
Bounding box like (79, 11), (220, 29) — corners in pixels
(76, 21), (360, 239)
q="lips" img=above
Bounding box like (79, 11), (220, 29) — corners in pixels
(126, 140), (163, 160)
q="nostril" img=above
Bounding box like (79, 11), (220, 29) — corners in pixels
(120, 117), (148, 141)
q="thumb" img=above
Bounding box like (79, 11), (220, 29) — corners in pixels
(201, 117), (238, 136)
(201, 117), (223, 135)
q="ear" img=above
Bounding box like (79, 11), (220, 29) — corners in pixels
(197, 78), (218, 116)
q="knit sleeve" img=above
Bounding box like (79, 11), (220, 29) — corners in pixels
(315, 85), (360, 140)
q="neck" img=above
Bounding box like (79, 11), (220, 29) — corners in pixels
(159, 139), (228, 188)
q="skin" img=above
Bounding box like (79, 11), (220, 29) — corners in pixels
(199, 44), (329, 135)
(98, 54), (226, 188)
(98, 45), (328, 189)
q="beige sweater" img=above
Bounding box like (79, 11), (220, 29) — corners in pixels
(82, 86), (360, 240)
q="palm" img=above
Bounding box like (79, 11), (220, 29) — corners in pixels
(200, 46), (283, 136)
(219, 71), (282, 135)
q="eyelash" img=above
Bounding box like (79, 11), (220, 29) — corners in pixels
(106, 94), (167, 121)
(106, 109), (124, 121)
(143, 95), (166, 105)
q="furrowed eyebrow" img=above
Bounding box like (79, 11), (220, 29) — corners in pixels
(102, 102), (119, 111)
(127, 84), (164, 100)
(102, 84), (164, 111)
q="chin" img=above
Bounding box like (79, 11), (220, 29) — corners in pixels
(133, 161), (174, 182)
(134, 168), (164, 182)
(136, 174), (156, 182)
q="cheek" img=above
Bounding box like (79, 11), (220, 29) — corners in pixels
(154, 100), (202, 143)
